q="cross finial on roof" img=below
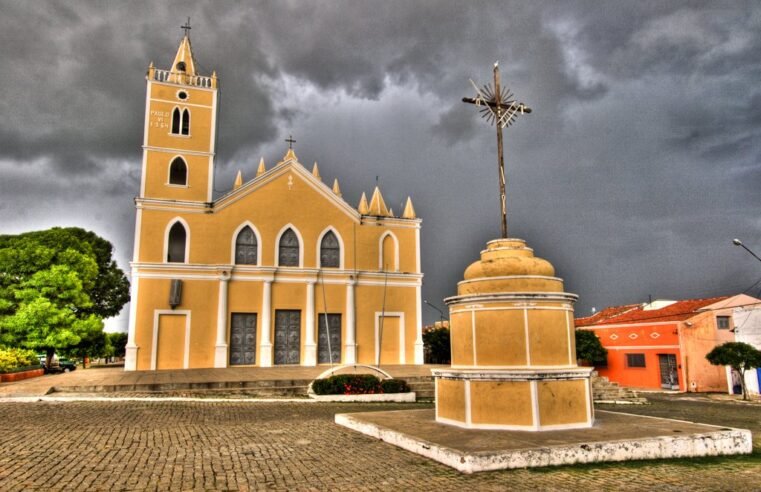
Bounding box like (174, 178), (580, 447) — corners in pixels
(285, 135), (296, 149)
(181, 17), (192, 37)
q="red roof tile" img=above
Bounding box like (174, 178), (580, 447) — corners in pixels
(575, 296), (730, 327)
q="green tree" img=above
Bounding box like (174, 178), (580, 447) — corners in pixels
(0, 228), (129, 366)
(575, 330), (608, 365)
(0, 227), (129, 319)
(706, 342), (761, 401)
(107, 332), (129, 358)
(423, 325), (451, 364)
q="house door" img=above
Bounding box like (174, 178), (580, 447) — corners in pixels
(318, 313), (341, 364)
(658, 354), (679, 390)
(229, 313), (257, 366)
(275, 310), (301, 365)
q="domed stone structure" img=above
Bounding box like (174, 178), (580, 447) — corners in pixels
(433, 238), (594, 430)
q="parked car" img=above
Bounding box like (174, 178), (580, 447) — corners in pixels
(37, 355), (77, 374)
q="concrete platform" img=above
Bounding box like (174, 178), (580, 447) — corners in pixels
(336, 408), (752, 473)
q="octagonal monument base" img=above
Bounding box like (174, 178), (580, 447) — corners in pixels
(335, 408), (751, 474)
(434, 367), (594, 431)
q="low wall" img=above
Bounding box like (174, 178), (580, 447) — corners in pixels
(0, 368), (45, 383)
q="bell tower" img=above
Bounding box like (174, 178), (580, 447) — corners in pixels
(139, 27), (218, 202)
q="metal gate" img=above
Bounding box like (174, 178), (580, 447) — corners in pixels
(317, 313), (341, 364)
(274, 310), (301, 365)
(658, 354), (679, 389)
(229, 313), (257, 366)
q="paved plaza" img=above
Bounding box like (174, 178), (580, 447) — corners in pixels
(1, 393), (761, 490)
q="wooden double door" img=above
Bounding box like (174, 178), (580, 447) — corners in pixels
(229, 313), (257, 366)
(275, 310), (301, 365)
(318, 313), (341, 364)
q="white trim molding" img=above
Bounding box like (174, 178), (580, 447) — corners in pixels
(274, 223), (305, 268)
(379, 230), (400, 272)
(151, 309), (191, 370)
(315, 226), (345, 270)
(166, 155), (189, 187)
(163, 217), (191, 264)
(374, 311), (406, 365)
(230, 221), (263, 266)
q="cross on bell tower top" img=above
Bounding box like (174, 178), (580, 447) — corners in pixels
(181, 17), (192, 37)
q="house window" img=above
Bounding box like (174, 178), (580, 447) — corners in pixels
(320, 231), (340, 268)
(168, 157), (187, 185)
(167, 222), (187, 263)
(235, 226), (257, 265)
(278, 228), (299, 267)
(626, 353), (646, 368)
(717, 316), (731, 330)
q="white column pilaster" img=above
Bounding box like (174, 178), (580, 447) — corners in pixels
(304, 280), (317, 366)
(344, 280), (357, 363)
(213, 270), (230, 368)
(124, 268), (140, 371)
(259, 280), (273, 367)
(414, 285), (424, 364)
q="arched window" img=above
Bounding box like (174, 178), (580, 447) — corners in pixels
(171, 108), (181, 134)
(167, 222), (187, 263)
(381, 233), (398, 271)
(168, 157), (187, 185)
(171, 108), (190, 135)
(235, 226), (258, 265)
(320, 231), (340, 268)
(278, 228), (299, 267)
(181, 109), (190, 135)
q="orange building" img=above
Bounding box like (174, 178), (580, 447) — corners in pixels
(576, 295), (758, 392)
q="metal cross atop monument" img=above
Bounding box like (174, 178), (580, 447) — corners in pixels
(462, 62), (531, 239)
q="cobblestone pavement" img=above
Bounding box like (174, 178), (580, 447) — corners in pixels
(1, 397), (761, 491)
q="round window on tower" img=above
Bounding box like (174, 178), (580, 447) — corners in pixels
(176, 61), (186, 72)
(177, 91), (189, 101)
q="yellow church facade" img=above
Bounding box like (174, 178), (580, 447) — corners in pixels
(125, 35), (423, 371)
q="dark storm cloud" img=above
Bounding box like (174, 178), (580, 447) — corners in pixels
(1, 1), (761, 330)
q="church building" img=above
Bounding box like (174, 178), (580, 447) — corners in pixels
(125, 33), (423, 371)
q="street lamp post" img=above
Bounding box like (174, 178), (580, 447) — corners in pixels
(423, 299), (448, 323)
(733, 238), (761, 264)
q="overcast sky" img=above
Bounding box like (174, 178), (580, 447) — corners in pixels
(2, 1), (760, 331)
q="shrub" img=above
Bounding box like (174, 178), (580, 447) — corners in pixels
(312, 374), (381, 395)
(312, 374), (411, 395)
(381, 378), (410, 393)
(0, 347), (40, 373)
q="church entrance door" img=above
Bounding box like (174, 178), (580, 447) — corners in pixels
(229, 313), (257, 366)
(318, 313), (341, 364)
(275, 310), (301, 364)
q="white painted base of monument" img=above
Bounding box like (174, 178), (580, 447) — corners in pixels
(335, 409), (752, 474)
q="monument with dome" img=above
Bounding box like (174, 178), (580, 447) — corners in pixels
(337, 63), (751, 473)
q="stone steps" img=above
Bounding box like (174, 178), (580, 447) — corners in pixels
(52, 374), (437, 400)
(592, 374), (648, 404)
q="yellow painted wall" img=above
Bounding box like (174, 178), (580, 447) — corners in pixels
(436, 379), (466, 422)
(528, 310), (571, 366)
(537, 380), (588, 425)
(474, 310), (527, 366)
(133, 277), (218, 370)
(131, 44), (421, 371)
(471, 381), (533, 426)
(156, 314), (186, 370)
